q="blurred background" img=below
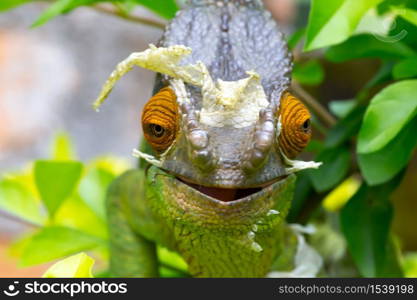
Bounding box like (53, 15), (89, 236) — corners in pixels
(1, 0), (417, 277)
(0, 0), (304, 277)
(0, 2), (162, 276)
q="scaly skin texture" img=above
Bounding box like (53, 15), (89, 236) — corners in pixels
(104, 0), (311, 277)
(107, 167), (298, 277)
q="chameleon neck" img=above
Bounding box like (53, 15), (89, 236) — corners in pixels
(143, 167), (297, 277)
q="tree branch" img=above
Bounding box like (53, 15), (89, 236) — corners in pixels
(0, 210), (41, 229)
(33, 1), (167, 29)
(291, 81), (337, 127)
(91, 5), (166, 30)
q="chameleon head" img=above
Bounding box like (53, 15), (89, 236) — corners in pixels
(132, 41), (320, 202)
(139, 65), (317, 202)
(94, 2), (321, 204)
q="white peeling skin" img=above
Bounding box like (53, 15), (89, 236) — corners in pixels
(282, 152), (322, 173)
(199, 71), (269, 128)
(275, 117), (322, 174)
(267, 209), (280, 216)
(170, 79), (189, 105)
(267, 224), (323, 278)
(93, 44), (269, 128)
(132, 149), (162, 168)
(95, 44), (322, 170)
(276, 116), (282, 136)
(121, 44), (201, 85)
(93, 44), (204, 110)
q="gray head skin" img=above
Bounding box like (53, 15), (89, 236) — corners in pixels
(154, 0), (293, 191)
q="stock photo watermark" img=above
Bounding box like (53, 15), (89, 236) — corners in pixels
(370, 8), (409, 43)
(2, 281), (128, 297)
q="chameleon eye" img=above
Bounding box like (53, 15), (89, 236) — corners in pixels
(141, 87), (178, 153)
(278, 92), (312, 159)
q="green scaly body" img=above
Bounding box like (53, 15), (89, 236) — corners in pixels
(107, 167), (298, 277)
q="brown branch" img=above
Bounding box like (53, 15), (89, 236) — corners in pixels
(33, 0), (166, 29)
(291, 81), (337, 127)
(91, 5), (166, 30)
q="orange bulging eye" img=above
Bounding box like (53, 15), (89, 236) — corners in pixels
(141, 87), (178, 153)
(278, 92), (312, 159)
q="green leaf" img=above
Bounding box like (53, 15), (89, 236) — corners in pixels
(389, 16), (417, 47)
(32, 0), (112, 27)
(20, 226), (100, 266)
(377, 0), (417, 15)
(34, 160), (83, 216)
(32, 0), (178, 27)
(358, 80), (417, 154)
(54, 195), (108, 240)
(43, 252), (95, 278)
(308, 146), (351, 192)
(79, 167), (115, 220)
(355, 8), (395, 37)
(157, 245), (188, 273)
(52, 132), (77, 160)
(358, 116), (417, 185)
(32, 0), (78, 27)
(0, 0), (31, 11)
(293, 60), (325, 86)
(287, 28), (306, 50)
(396, 7), (417, 26)
(114, 0), (137, 15)
(286, 171), (314, 223)
(0, 177), (44, 225)
(325, 34), (415, 62)
(403, 252), (417, 277)
(159, 266), (189, 278)
(132, 0), (178, 19)
(305, 0), (383, 51)
(8, 233), (36, 258)
(380, 235), (403, 277)
(340, 176), (403, 277)
(393, 57), (417, 79)
(328, 99), (356, 118)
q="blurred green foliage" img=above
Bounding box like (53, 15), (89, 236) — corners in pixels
(1, 0), (417, 277)
(292, 0), (417, 278)
(1, 133), (124, 268)
(0, 133), (188, 276)
(305, 0), (384, 51)
(43, 252), (94, 278)
(1, 0), (178, 26)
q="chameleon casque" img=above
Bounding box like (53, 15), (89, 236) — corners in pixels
(94, 0), (323, 277)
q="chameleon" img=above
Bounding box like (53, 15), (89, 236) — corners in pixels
(94, 0), (323, 277)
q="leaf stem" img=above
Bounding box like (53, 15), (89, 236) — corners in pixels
(91, 5), (166, 30)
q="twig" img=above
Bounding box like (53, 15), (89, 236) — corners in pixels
(91, 5), (166, 30)
(0, 210), (41, 229)
(33, 0), (166, 29)
(291, 81), (337, 127)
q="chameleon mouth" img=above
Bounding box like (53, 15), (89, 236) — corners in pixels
(177, 176), (285, 202)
